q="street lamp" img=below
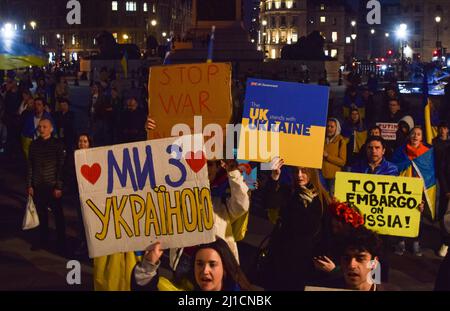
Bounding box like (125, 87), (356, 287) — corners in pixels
(150, 19), (157, 26)
(396, 23), (408, 80)
(351, 33), (357, 61)
(1, 23), (15, 39)
(262, 20), (267, 26)
(435, 16), (441, 51)
(30, 21), (37, 30)
(123, 34), (129, 40)
(162, 32), (167, 38)
(351, 20), (356, 27)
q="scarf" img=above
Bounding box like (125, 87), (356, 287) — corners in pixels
(297, 183), (318, 207)
(405, 143), (429, 160)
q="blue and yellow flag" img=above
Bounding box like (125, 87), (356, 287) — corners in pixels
(93, 252), (141, 291)
(391, 147), (437, 220)
(206, 26), (216, 63)
(0, 39), (47, 70)
(120, 51), (128, 79)
(423, 72), (438, 144)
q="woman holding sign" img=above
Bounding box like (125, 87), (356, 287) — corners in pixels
(262, 159), (331, 290)
(392, 126), (431, 256)
(131, 238), (252, 291)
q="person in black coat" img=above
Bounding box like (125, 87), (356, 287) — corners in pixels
(262, 159), (330, 290)
(53, 98), (75, 153)
(120, 97), (147, 143)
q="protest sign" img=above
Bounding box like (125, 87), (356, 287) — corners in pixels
(237, 78), (329, 168)
(148, 62), (232, 140)
(335, 172), (423, 237)
(75, 135), (215, 258)
(376, 122), (398, 141)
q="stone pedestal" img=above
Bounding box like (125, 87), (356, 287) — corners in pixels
(166, 0), (262, 64)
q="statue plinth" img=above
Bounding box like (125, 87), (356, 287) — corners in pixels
(167, 0), (262, 64)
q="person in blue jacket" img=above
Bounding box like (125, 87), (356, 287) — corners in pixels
(21, 97), (55, 159)
(351, 136), (399, 176)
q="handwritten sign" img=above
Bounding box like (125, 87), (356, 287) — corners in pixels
(75, 135), (215, 258)
(335, 172), (423, 238)
(376, 123), (398, 141)
(148, 63), (232, 139)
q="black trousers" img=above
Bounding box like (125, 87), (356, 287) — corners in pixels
(34, 187), (66, 248)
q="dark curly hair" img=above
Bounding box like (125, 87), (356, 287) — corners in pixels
(336, 226), (383, 259)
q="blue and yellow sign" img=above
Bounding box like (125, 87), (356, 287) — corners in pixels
(237, 79), (329, 168)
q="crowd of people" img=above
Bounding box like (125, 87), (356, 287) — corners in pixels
(0, 65), (449, 291)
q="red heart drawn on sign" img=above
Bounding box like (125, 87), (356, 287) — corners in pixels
(185, 151), (207, 173)
(81, 163), (101, 185)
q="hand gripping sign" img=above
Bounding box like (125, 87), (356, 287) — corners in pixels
(335, 172), (423, 238)
(75, 135), (215, 258)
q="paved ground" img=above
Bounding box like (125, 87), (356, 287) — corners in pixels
(0, 80), (445, 291)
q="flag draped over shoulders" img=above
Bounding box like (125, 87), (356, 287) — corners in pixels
(93, 252), (141, 291)
(391, 145), (437, 220)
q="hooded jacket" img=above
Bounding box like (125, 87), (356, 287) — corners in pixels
(323, 118), (347, 179)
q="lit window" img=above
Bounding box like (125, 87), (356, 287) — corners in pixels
(126, 1), (137, 11)
(93, 38), (96, 45)
(292, 32), (298, 43)
(332, 32), (338, 43)
(274, 1), (281, 9)
(143, 3), (148, 12)
(286, 0), (293, 9)
(113, 32), (118, 42)
(320, 16), (326, 23)
(331, 49), (338, 58)
(112, 1), (118, 11)
(23, 24), (26, 30)
(271, 48), (277, 59)
(346, 36), (351, 44)
(152, 3), (156, 13)
(72, 34), (76, 45)
(324, 50), (329, 56)
(320, 4), (325, 10)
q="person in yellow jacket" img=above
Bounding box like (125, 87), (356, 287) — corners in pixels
(322, 118), (347, 195)
(131, 238), (252, 291)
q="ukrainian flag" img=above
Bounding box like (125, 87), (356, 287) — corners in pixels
(0, 40), (47, 70)
(422, 72), (438, 144)
(391, 147), (437, 220)
(93, 252), (141, 291)
(120, 51), (128, 79)
(206, 26), (215, 63)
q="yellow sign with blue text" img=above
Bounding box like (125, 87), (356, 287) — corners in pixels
(237, 79), (329, 168)
(335, 172), (423, 238)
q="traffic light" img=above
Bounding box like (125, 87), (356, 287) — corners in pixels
(387, 50), (393, 57)
(433, 50), (438, 57)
